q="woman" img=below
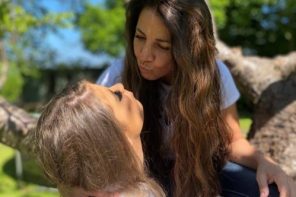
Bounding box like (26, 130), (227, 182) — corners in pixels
(32, 80), (165, 197)
(97, 0), (295, 196)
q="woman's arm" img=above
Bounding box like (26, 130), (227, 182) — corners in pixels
(222, 103), (259, 168)
(222, 103), (295, 197)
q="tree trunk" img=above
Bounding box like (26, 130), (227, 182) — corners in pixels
(0, 97), (37, 154)
(217, 41), (296, 180)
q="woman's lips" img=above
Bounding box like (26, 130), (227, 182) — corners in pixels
(139, 64), (152, 71)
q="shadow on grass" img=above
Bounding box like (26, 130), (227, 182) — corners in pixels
(2, 153), (55, 187)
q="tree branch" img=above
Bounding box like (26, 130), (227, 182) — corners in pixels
(217, 41), (296, 104)
(0, 97), (37, 154)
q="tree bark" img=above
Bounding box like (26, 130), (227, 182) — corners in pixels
(217, 41), (296, 104)
(217, 40), (296, 179)
(0, 97), (37, 154)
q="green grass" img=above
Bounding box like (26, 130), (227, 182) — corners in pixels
(239, 117), (252, 135)
(238, 109), (252, 136)
(0, 144), (59, 197)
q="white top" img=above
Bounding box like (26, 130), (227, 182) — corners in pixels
(96, 58), (240, 109)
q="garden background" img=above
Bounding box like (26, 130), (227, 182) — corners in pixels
(0, 0), (295, 196)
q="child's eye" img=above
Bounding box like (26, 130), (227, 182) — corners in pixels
(113, 91), (122, 101)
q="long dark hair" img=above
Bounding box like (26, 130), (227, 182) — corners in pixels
(122, 0), (231, 196)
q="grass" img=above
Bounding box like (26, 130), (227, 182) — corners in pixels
(239, 109), (252, 136)
(0, 144), (59, 197)
(239, 117), (252, 135)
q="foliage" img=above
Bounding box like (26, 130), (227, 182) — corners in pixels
(0, 63), (24, 102)
(0, 144), (59, 197)
(0, 0), (72, 38)
(0, 0), (73, 102)
(77, 1), (125, 56)
(210, 0), (231, 29)
(217, 0), (296, 56)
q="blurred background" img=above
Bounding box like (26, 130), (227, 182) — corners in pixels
(0, 0), (295, 196)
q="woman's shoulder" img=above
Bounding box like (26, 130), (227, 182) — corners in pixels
(216, 60), (231, 80)
(215, 60), (240, 109)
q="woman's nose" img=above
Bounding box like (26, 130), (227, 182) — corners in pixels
(140, 44), (154, 62)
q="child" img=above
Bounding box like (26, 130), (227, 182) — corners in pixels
(32, 80), (165, 197)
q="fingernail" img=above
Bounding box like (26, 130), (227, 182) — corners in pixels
(260, 191), (267, 197)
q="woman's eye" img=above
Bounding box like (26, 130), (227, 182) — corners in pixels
(135, 34), (145, 40)
(158, 45), (170, 51)
(113, 91), (122, 101)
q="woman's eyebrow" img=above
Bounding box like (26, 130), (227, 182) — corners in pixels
(136, 28), (170, 44)
(136, 27), (145, 35)
(156, 38), (171, 44)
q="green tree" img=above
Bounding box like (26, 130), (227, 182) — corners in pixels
(216, 0), (296, 56)
(77, 1), (125, 57)
(0, 0), (72, 102)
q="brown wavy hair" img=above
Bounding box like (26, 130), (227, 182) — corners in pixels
(32, 80), (165, 197)
(122, 0), (231, 196)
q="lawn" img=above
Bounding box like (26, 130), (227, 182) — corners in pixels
(0, 116), (252, 196)
(240, 117), (252, 135)
(0, 143), (59, 197)
(239, 110), (252, 136)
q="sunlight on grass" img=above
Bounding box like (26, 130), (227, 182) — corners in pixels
(239, 117), (252, 136)
(0, 144), (59, 197)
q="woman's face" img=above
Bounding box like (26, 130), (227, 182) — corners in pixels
(133, 7), (175, 83)
(87, 82), (144, 139)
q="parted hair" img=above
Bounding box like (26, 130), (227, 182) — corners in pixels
(33, 80), (165, 197)
(122, 0), (231, 196)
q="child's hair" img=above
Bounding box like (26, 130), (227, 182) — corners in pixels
(32, 80), (165, 196)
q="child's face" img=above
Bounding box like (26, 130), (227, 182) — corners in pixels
(133, 6), (175, 83)
(87, 82), (144, 140)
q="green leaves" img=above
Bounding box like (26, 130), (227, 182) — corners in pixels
(0, 62), (24, 102)
(77, 3), (125, 56)
(0, 2), (73, 37)
(0, 0), (73, 102)
(211, 0), (296, 56)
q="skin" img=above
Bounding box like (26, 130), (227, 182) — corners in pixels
(133, 7), (174, 83)
(223, 104), (295, 197)
(134, 7), (296, 197)
(87, 82), (144, 163)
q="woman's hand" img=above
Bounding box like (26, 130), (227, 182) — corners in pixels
(256, 153), (296, 197)
(223, 104), (296, 197)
